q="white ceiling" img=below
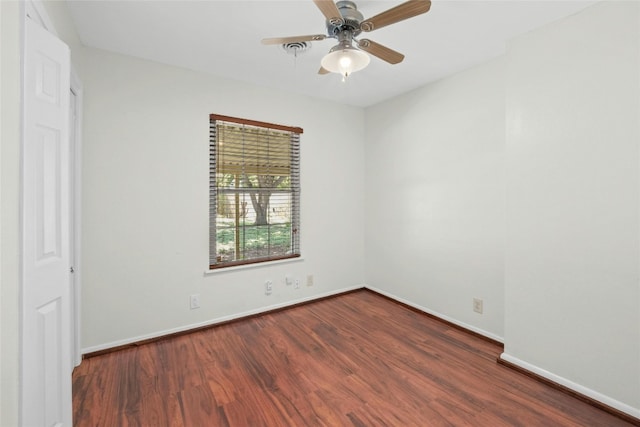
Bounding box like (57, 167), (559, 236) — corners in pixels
(66, 0), (597, 107)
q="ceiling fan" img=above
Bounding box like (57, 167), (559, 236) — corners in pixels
(262, 0), (432, 79)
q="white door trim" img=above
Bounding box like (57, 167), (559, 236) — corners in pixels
(70, 67), (83, 367)
(25, 0), (57, 36)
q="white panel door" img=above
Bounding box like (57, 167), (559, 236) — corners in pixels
(22, 16), (72, 427)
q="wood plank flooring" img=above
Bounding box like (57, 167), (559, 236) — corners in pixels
(73, 290), (636, 426)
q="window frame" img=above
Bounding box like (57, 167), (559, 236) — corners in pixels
(209, 114), (302, 270)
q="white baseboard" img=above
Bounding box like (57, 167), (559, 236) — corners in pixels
(500, 353), (640, 420)
(81, 284), (365, 354)
(365, 285), (504, 343)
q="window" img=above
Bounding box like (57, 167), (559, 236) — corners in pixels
(209, 114), (302, 269)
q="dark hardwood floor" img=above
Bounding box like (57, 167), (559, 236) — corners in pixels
(73, 290), (635, 426)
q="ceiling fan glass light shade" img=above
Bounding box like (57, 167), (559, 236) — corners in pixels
(321, 47), (370, 76)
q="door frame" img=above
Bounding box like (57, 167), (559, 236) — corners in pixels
(69, 68), (83, 367)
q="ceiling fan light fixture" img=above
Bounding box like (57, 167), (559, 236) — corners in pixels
(321, 47), (370, 78)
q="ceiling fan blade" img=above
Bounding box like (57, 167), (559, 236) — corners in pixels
(360, 0), (431, 32)
(318, 66), (330, 75)
(313, 0), (344, 26)
(262, 34), (327, 45)
(358, 39), (404, 64)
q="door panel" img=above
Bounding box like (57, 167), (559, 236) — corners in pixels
(22, 16), (72, 427)
(36, 125), (62, 260)
(38, 299), (63, 425)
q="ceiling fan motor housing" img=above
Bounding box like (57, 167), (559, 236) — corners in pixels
(327, 1), (364, 37)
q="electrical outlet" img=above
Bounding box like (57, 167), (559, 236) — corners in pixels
(473, 298), (483, 314)
(294, 279), (300, 289)
(265, 280), (273, 295)
(190, 294), (200, 310)
(306, 275), (314, 287)
(285, 275), (293, 286)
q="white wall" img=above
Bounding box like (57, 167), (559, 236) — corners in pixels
(504, 0), (640, 414)
(77, 47), (366, 351)
(0, 1), (22, 425)
(364, 57), (506, 340)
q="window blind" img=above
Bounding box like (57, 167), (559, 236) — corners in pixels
(209, 114), (301, 268)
